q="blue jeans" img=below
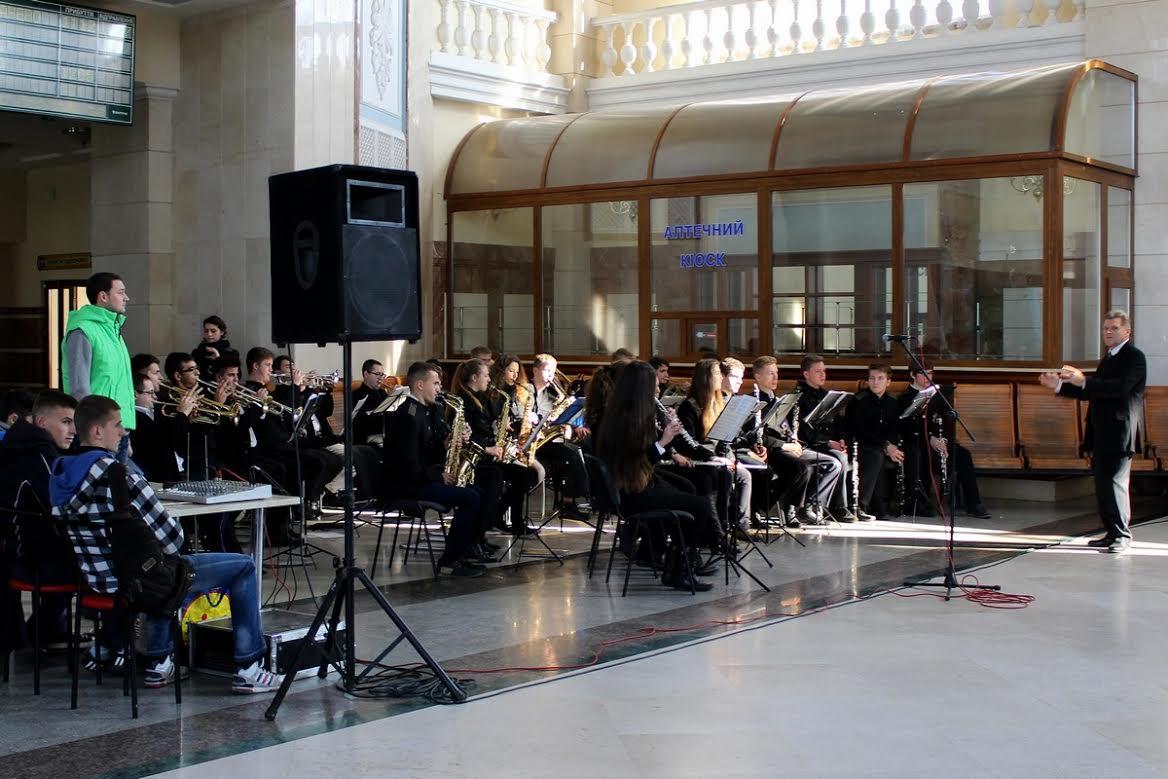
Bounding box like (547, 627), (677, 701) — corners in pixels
(145, 553), (266, 667)
(419, 482), (480, 564)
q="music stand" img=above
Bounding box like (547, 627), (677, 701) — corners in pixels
(702, 397), (772, 592)
(897, 386), (941, 518)
(800, 391), (852, 525)
(753, 393), (806, 547)
(887, 340), (999, 600)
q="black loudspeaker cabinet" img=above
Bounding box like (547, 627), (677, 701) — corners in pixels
(269, 164), (421, 345)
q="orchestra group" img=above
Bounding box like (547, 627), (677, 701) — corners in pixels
(0, 272), (998, 693)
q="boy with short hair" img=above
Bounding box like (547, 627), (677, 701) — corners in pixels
(50, 395), (283, 693)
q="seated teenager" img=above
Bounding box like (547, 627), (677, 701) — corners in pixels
(130, 374), (184, 483)
(594, 361), (716, 592)
(49, 395), (282, 693)
(352, 359), (390, 448)
(527, 353), (590, 521)
(452, 358), (537, 542)
(131, 353), (164, 393)
(749, 356), (813, 527)
(794, 354), (855, 523)
(381, 361), (486, 577)
(848, 364), (906, 521)
(675, 358), (754, 543)
(0, 390), (78, 650)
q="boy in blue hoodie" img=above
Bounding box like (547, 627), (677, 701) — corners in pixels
(51, 395), (283, 694)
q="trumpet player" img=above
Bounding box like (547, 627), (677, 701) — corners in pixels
(528, 353), (591, 522)
(382, 361), (486, 578)
(352, 359), (390, 447)
(130, 373), (185, 483)
(242, 347), (341, 545)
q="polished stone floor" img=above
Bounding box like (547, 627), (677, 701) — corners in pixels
(3, 494), (1166, 778)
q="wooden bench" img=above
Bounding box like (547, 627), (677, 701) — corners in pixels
(952, 384), (1024, 469)
(1142, 386), (1168, 471)
(1017, 384), (1088, 471)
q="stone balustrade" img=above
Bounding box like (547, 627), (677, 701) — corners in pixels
(436, 0), (558, 72)
(593, 0), (1085, 76)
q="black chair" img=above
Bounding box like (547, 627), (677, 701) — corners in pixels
(367, 499), (449, 581)
(582, 455), (697, 596)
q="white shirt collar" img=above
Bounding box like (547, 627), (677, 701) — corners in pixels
(1108, 339), (1128, 357)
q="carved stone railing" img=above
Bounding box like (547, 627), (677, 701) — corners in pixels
(436, 0), (558, 72)
(593, 0), (1085, 76)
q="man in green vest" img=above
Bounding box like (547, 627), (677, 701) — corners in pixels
(62, 272), (136, 460)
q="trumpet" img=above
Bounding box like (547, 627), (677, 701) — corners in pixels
(235, 383), (297, 417)
(157, 380), (243, 424)
(272, 370), (340, 390)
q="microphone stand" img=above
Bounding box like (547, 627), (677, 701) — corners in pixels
(887, 336), (999, 600)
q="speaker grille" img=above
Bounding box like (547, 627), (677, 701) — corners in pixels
(343, 226), (419, 337)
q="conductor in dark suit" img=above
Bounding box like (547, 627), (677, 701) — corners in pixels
(1040, 310), (1146, 554)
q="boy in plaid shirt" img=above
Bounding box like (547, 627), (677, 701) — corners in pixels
(51, 395), (283, 694)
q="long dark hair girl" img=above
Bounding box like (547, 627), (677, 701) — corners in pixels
(595, 361), (659, 493)
(687, 358), (725, 439)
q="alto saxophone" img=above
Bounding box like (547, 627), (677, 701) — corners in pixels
(441, 394), (479, 487)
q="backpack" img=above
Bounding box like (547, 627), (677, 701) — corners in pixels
(105, 462), (195, 617)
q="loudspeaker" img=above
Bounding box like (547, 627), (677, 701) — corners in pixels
(269, 164), (421, 345)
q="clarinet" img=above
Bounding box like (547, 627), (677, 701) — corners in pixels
(895, 435), (906, 516)
(654, 398), (702, 450)
(851, 439), (860, 518)
(790, 396), (801, 444)
(932, 412), (948, 495)
(753, 385), (765, 450)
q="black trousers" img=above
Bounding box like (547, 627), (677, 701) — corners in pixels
(657, 465), (722, 547)
(903, 441), (981, 511)
(856, 444), (892, 511)
(758, 450), (812, 511)
(620, 477), (714, 550)
(535, 441), (588, 498)
(475, 460), (536, 534)
(1092, 450), (1133, 541)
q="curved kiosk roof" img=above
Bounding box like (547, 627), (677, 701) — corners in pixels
(446, 61), (1135, 198)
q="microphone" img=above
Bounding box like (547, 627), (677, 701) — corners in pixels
(882, 334), (912, 342)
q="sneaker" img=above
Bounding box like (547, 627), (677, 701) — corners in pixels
(84, 645), (127, 674)
(834, 510), (859, 523)
(232, 660), (284, 694)
(799, 506), (823, 526)
(438, 560), (485, 578)
(783, 506), (802, 528)
(144, 655), (177, 688)
(857, 509), (877, 522)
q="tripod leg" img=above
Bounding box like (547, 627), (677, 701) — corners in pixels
(317, 575), (348, 679)
(266, 572), (343, 721)
(353, 569), (466, 701)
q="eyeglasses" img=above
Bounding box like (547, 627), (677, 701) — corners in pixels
(180, 367), (199, 373)
(369, 371), (386, 378)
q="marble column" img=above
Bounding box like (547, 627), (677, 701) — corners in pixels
(88, 85), (177, 357)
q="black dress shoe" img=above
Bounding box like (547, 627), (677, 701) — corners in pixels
(967, 504), (992, 519)
(468, 545), (498, 563)
(687, 550), (719, 577)
(1106, 538), (1131, 554)
(481, 540), (502, 552)
(1086, 536), (1115, 548)
(511, 525), (539, 537)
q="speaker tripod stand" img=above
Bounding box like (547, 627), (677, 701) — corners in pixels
(266, 339), (466, 720)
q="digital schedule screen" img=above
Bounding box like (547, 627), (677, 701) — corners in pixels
(0, 0), (135, 125)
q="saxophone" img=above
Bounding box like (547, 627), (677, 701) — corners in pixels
(441, 394), (479, 487)
(514, 383), (535, 451)
(492, 386), (511, 453)
(851, 439), (860, 517)
(529, 392), (576, 456)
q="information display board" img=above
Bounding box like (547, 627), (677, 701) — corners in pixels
(0, 0), (134, 124)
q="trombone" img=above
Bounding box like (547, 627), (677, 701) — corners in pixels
(272, 370), (340, 390)
(197, 377), (297, 417)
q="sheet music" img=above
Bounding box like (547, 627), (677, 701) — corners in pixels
(804, 390), (852, 427)
(764, 393), (800, 433)
(372, 386), (409, 415)
(350, 395), (368, 421)
(899, 385), (937, 420)
(708, 395), (765, 443)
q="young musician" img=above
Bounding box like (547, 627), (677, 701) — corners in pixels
(897, 365), (990, 519)
(452, 359), (537, 541)
(50, 395), (283, 693)
(594, 361), (716, 592)
(131, 353), (164, 392)
(130, 374), (184, 483)
(749, 356), (814, 528)
(352, 359), (390, 448)
(649, 356), (671, 399)
(191, 315), (240, 379)
(793, 354), (854, 522)
(491, 355), (546, 485)
(848, 364), (905, 521)
(676, 359), (754, 542)
(527, 353), (590, 520)
(382, 361), (486, 577)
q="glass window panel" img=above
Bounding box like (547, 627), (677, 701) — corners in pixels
(653, 97), (793, 179)
(777, 82), (921, 169)
(541, 202), (639, 357)
(448, 115), (577, 194)
(545, 108), (674, 188)
(910, 64), (1077, 160)
(692, 321), (718, 355)
(450, 208), (533, 355)
(904, 179), (1045, 361)
(772, 186), (893, 358)
(1063, 178), (1101, 362)
(649, 193), (758, 312)
(652, 318), (682, 356)
(1064, 69), (1136, 170)
(1107, 187), (1131, 268)
(726, 318), (759, 355)
(1110, 287), (1130, 314)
